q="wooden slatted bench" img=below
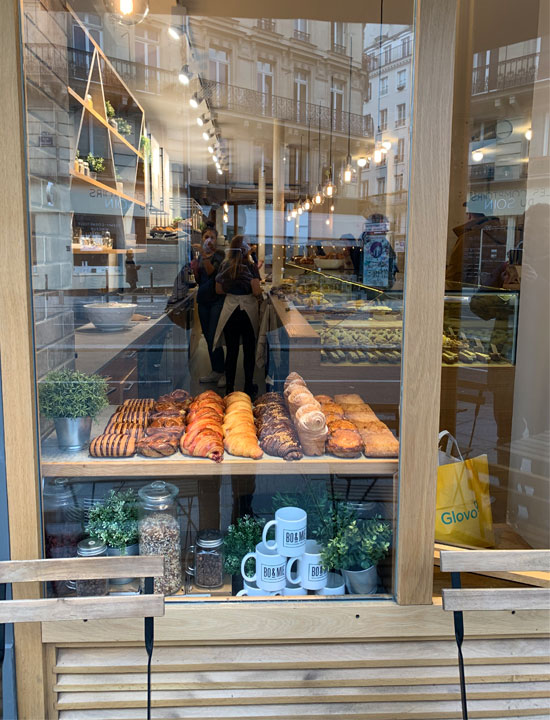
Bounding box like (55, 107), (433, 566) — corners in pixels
(440, 549), (550, 720)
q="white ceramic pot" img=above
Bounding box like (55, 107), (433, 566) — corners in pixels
(84, 302), (137, 332)
(342, 565), (378, 595)
(107, 543), (139, 585)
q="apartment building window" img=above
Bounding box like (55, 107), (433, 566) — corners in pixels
(294, 19), (310, 42)
(397, 69), (407, 90)
(396, 137), (405, 163)
(71, 13), (102, 79)
(377, 176), (386, 194)
(396, 103), (406, 127)
(257, 60), (274, 115)
(360, 179), (369, 198)
(135, 27), (160, 93)
(209, 47), (230, 84)
(294, 71), (308, 123)
(332, 22), (346, 53)
(384, 44), (392, 65)
(402, 36), (411, 57)
(364, 113), (374, 136)
(366, 81), (372, 102)
(331, 79), (345, 131)
(379, 108), (388, 131)
(394, 173), (404, 192)
(380, 76), (388, 96)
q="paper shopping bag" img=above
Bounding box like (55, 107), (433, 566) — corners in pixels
(435, 432), (494, 547)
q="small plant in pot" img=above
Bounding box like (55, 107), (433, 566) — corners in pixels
(39, 369), (108, 451)
(319, 508), (392, 595)
(223, 515), (265, 594)
(86, 153), (106, 178)
(86, 489), (139, 584)
(105, 99), (116, 128)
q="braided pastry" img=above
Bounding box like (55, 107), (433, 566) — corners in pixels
(149, 414), (186, 428)
(137, 433), (179, 457)
(89, 434), (136, 457)
(253, 394), (302, 461)
(105, 422), (144, 440)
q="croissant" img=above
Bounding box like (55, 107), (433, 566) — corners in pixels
(195, 390), (224, 405)
(187, 407), (224, 424)
(180, 430), (223, 462)
(184, 421), (224, 444)
(224, 432), (263, 459)
(137, 433), (179, 457)
(225, 391), (252, 406)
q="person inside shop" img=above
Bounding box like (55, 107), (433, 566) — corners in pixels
(341, 233), (363, 281)
(214, 235), (262, 398)
(125, 249), (141, 290)
(192, 226), (226, 387)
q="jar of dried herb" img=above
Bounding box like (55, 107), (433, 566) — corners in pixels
(76, 538), (108, 597)
(138, 481), (182, 596)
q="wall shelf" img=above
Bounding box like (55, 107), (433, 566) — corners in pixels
(70, 169), (146, 207)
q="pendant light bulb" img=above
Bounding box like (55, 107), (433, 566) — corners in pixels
(374, 149), (383, 163)
(324, 182), (334, 198)
(223, 212), (229, 223)
(291, 209), (298, 219)
(357, 156), (367, 168)
(207, 146), (214, 154)
(325, 218), (330, 226)
(297, 206), (303, 215)
(343, 165), (352, 184)
(304, 199), (311, 211)
(330, 204), (334, 213)
(382, 140), (392, 151)
(287, 213), (292, 222)
(525, 128), (532, 141)
(119, 0), (133, 14)
(223, 201), (229, 213)
(314, 190), (323, 205)
(472, 149), (484, 162)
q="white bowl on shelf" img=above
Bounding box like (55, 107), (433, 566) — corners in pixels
(84, 302), (137, 331)
(313, 258), (344, 270)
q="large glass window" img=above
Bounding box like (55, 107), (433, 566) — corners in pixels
(22, 0), (416, 603)
(439, 2), (549, 560)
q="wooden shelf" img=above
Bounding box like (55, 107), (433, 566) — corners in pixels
(70, 169), (146, 208)
(68, 86), (143, 160)
(72, 244), (147, 255)
(40, 409), (397, 478)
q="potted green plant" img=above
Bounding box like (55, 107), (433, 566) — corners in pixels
(319, 513), (392, 595)
(115, 117), (132, 136)
(86, 153), (106, 179)
(39, 369), (108, 450)
(86, 489), (139, 584)
(223, 515), (265, 594)
(140, 135), (151, 163)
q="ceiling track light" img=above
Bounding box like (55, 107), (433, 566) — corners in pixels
(189, 92), (202, 109)
(196, 113), (209, 127)
(178, 64), (191, 85)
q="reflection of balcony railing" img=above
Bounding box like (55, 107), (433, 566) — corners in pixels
(331, 42), (347, 55)
(395, 118), (406, 128)
(203, 80), (371, 136)
(469, 162), (495, 181)
(257, 19), (276, 32)
(294, 29), (311, 42)
(472, 53), (539, 95)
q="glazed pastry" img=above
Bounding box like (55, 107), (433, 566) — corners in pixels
(295, 403), (326, 433)
(319, 402), (345, 417)
(146, 426), (183, 439)
(110, 409), (150, 426)
(254, 394), (303, 461)
(137, 433), (179, 458)
(224, 432), (263, 459)
(326, 428), (363, 458)
(89, 434), (136, 458)
(360, 428), (399, 458)
(105, 422), (144, 440)
(326, 419), (358, 432)
(225, 391), (252, 407)
(344, 411), (380, 428)
(149, 415), (186, 429)
(121, 398), (154, 411)
(314, 395), (333, 404)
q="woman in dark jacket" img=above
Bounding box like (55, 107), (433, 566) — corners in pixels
(193, 227), (226, 386)
(214, 235), (262, 397)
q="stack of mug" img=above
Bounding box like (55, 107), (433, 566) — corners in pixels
(239, 507), (345, 597)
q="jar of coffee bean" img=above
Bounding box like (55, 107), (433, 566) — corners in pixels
(189, 530), (224, 589)
(76, 538), (108, 596)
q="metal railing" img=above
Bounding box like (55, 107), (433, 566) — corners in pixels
(293, 29), (311, 43)
(362, 44), (412, 71)
(395, 117), (407, 128)
(203, 80), (371, 136)
(257, 19), (276, 32)
(331, 42), (347, 56)
(472, 53), (539, 94)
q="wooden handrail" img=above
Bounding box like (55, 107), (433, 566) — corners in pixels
(0, 556), (164, 582)
(0, 595), (164, 623)
(440, 549), (550, 574)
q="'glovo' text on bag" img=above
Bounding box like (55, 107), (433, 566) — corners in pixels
(441, 501), (479, 525)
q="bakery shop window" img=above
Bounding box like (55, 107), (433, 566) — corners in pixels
(437, 3), (549, 567)
(23, 0), (415, 600)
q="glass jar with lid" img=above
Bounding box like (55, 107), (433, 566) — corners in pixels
(187, 530), (224, 589)
(138, 481), (182, 595)
(43, 478), (84, 596)
(76, 538), (108, 597)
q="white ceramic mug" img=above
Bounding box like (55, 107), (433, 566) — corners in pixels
(282, 582), (307, 596)
(262, 507), (307, 558)
(286, 540), (327, 590)
(241, 542), (287, 592)
(237, 580), (280, 597)
(314, 572), (346, 596)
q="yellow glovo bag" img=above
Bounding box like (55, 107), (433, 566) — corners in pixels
(435, 431), (494, 547)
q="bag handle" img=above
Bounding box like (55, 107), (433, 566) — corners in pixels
(438, 430), (465, 463)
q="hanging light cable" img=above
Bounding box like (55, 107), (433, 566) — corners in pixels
(324, 90), (335, 198)
(303, 111), (312, 210)
(343, 38), (353, 183)
(314, 104), (323, 204)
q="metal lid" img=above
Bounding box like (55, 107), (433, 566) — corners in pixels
(77, 538), (106, 556)
(42, 477), (74, 503)
(196, 529), (223, 549)
(138, 480), (178, 509)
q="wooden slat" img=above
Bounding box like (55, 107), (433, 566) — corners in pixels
(0, 596), (164, 623)
(440, 550), (550, 574)
(396, 0), (458, 605)
(0, 556), (164, 582)
(442, 588), (550, 612)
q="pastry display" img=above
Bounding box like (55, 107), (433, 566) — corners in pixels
(137, 433), (179, 458)
(283, 373), (328, 456)
(105, 422), (144, 440)
(89, 434), (136, 457)
(315, 395), (363, 458)
(254, 393), (303, 461)
(149, 414), (186, 429)
(223, 392), (263, 459)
